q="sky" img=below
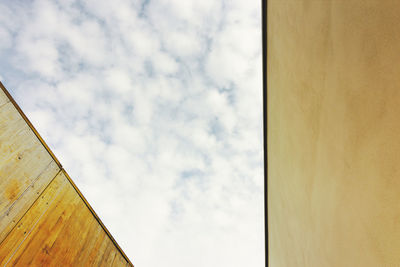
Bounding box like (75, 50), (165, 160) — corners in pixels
(0, 0), (264, 266)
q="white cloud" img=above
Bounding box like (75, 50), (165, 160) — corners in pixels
(152, 52), (179, 74)
(105, 68), (133, 93)
(162, 30), (203, 58)
(16, 38), (60, 78)
(0, 0), (264, 266)
(0, 26), (11, 51)
(125, 28), (161, 57)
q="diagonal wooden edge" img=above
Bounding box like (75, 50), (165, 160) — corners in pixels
(0, 81), (134, 267)
(0, 82), (63, 169)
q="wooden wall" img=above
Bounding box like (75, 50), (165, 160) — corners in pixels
(0, 82), (132, 266)
(268, 1), (400, 266)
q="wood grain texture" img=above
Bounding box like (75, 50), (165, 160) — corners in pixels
(0, 99), (60, 244)
(0, 170), (129, 266)
(0, 89), (9, 108)
(0, 84), (132, 265)
(268, 1), (400, 266)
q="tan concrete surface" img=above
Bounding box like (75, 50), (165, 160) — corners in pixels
(268, 1), (400, 266)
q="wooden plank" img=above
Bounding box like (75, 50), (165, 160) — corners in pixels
(113, 251), (130, 267)
(91, 230), (114, 266)
(0, 172), (129, 266)
(0, 102), (55, 205)
(0, 86), (9, 108)
(24, 179), (85, 265)
(0, 102), (34, 172)
(0, 82), (132, 266)
(0, 100), (60, 243)
(0, 82), (62, 169)
(0, 171), (68, 265)
(0, 161), (60, 244)
(62, 170), (133, 266)
(85, 229), (109, 265)
(9, 178), (76, 266)
(105, 244), (118, 267)
(71, 216), (104, 265)
(46, 189), (98, 265)
(98, 240), (118, 267)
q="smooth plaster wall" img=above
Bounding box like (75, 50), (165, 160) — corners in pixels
(268, 1), (400, 266)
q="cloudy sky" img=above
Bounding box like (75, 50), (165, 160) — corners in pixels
(0, 0), (263, 266)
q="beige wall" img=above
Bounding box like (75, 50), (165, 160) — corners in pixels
(268, 1), (400, 266)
